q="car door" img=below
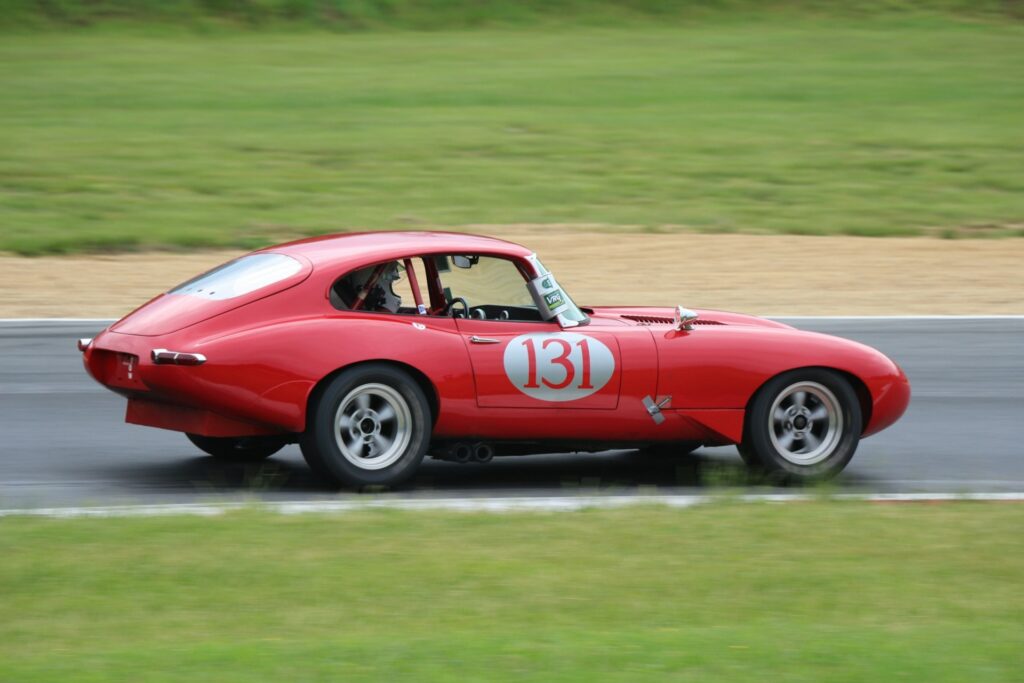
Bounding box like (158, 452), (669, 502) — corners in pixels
(455, 317), (623, 410)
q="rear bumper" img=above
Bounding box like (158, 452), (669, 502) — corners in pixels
(126, 398), (284, 437)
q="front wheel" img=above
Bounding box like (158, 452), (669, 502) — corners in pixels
(300, 364), (431, 489)
(740, 369), (862, 482)
(186, 433), (287, 462)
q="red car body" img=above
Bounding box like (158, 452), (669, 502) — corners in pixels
(82, 231), (909, 466)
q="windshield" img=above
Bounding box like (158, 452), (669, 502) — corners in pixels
(170, 253), (302, 300)
(436, 256), (535, 309)
(434, 254), (588, 325)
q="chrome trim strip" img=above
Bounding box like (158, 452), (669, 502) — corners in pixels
(151, 349), (207, 365)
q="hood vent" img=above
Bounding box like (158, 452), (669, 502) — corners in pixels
(622, 314), (724, 326)
(622, 314), (673, 325)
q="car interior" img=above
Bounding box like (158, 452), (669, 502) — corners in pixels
(330, 254), (546, 322)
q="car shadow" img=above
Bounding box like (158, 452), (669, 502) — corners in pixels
(93, 453), (327, 495)
(413, 450), (746, 491)
(88, 446), (870, 496)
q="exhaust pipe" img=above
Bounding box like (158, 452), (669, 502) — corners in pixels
(452, 442), (473, 464)
(472, 442), (494, 464)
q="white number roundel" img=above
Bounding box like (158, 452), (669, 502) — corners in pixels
(503, 332), (615, 402)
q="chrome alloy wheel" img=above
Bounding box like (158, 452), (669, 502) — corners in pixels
(768, 381), (843, 466)
(334, 383), (412, 470)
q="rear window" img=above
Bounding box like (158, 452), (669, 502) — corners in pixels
(170, 254), (302, 301)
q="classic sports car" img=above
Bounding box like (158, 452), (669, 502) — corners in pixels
(80, 232), (909, 488)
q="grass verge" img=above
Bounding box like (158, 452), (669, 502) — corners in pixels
(2, 19), (1023, 254)
(1, 501), (1022, 681)
(2, 0), (1021, 31)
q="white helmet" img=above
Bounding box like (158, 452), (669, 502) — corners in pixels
(349, 261), (402, 313)
(377, 262), (403, 313)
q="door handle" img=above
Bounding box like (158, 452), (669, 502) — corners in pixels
(469, 336), (501, 344)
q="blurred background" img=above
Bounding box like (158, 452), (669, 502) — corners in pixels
(2, 0), (1023, 316)
(1, 3), (1022, 681)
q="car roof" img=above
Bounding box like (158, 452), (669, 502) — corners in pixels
(263, 231), (533, 271)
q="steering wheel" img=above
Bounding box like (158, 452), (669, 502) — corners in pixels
(444, 297), (470, 318)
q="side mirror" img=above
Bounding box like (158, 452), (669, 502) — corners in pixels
(674, 305), (698, 331)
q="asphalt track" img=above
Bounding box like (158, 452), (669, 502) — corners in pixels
(1, 317), (1021, 510)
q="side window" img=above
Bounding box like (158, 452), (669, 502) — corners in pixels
(171, 253), (302, 300)
(435, 255), (542, 322)
(330, 259), (427, 315)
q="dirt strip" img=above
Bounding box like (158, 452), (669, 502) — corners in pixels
(1, 231), (1022, 318)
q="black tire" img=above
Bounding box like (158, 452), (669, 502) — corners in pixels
(186, 433), (286, 462)
(740, 368), (862, 482)
(300, 363), (431, 490)
(736, 441), (761, 468)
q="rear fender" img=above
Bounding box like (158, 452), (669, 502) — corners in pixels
(87, 314), (473, 436)
(304, 359), (441, 431)
(184, 314), (473, 433)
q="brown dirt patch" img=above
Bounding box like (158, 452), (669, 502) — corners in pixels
(2, 231), (1022, 318)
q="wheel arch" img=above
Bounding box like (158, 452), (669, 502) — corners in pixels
(743, 366), (872, 434)
(305, 359), (440, 431)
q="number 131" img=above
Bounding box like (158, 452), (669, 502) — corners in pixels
(520, 338), (593, 390)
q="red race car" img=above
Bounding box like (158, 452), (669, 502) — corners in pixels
(80, 232), (910, 488)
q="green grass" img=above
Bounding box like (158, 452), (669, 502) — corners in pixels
(2, 0), (1020, 31)
(1, 502), (1022, 681)
(2, 19), (1023, 254)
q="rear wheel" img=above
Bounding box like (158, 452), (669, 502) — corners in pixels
(186, 433), (287, 462)
(740, 369), (862, 482)
(300, 364), (431, 489)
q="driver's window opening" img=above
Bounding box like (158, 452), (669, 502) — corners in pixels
(434, 254), (543, 322)
(331, 254), (588, 324)
(331, 259), (428, 315)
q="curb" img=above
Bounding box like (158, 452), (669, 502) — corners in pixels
(2, 492), (1023, 518)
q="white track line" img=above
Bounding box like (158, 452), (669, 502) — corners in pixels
(2, 492), (1023, 518)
